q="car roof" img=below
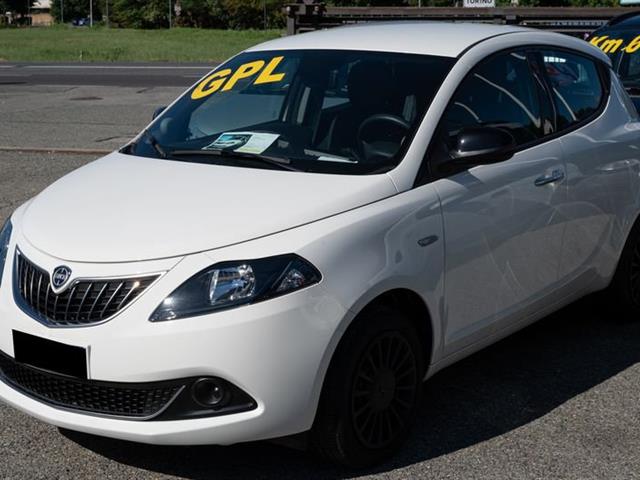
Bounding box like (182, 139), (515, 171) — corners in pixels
(602, 10), (640, 29)
(248, 22), (546, 58)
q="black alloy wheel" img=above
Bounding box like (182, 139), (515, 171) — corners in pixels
(310, 305), (424, 467)
(351, 332), (418, 450)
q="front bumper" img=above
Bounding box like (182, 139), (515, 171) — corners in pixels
(0, 240), (348, 445)
(0, 378), (266, 445)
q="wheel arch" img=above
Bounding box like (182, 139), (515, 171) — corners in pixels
(354, 289), (435, 366)
(306, 287), (435, 433)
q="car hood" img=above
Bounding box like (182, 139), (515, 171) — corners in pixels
(21, 152), (397, 263)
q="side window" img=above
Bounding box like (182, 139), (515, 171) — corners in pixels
(541, 50), (604, 130)
(441, 50), (545, 146)
(619, 51), (640, 82)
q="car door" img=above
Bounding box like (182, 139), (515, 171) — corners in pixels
(425, 49), (569, 356)
(539, 49), (640, 288)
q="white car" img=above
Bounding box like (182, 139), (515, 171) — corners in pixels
(1, 22), (639, 467)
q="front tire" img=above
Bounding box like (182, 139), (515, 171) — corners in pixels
(310, 306), (424, 467)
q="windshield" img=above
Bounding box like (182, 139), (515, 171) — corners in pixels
(126, 50), (454, 174)
(589, 30), (640, 87)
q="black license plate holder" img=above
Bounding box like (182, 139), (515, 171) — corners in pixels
(13, 330), (87, 379)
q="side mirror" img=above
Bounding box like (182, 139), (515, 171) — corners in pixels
(450, 127), (516, 165)
(152, 106), (167, 120)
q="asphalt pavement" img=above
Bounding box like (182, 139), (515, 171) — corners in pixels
(0, 62), (213, 87)
(1, 80), (640, 480)
(0, 83), (184, 153)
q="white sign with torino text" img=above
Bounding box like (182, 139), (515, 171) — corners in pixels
(463, 0), (496, 7)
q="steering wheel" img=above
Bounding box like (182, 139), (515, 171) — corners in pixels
(356, 114), (412, 162)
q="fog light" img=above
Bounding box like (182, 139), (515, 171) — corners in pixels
(192, 378), (229, 408)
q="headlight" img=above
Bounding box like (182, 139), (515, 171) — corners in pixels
(0, 219), (13, 288)
(150, 254), (321, 322)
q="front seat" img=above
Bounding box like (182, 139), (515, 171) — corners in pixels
(323, 61), (396, 156)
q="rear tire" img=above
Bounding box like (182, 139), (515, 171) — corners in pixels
(310, 306), (424, 467)
(608, 220), (640, 320)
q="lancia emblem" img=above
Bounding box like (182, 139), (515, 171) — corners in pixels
(51, 266), (72, 291)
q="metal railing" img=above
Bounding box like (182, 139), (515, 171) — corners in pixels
(285, 2), (633, 37)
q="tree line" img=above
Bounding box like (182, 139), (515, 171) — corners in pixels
(16, 0), (288, 29)
(2, 0), (621, 28)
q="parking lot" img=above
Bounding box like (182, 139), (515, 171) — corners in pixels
(2, 80), (640, 479)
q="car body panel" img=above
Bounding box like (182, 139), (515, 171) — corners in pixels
(20, 152), (397, 262)
(1, 23), (639, 447)
(1, 187), (441, 444)
(434, 139), (567, 355)
(248, 22), (526, 58)
(558, 88), (640, 288)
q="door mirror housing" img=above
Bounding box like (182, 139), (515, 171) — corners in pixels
(152, 106), (167, 120)
(450, 127), (516, 165)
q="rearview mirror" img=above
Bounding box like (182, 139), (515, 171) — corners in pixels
(450, 127), (516, 165)
(152, 106), (167, 120)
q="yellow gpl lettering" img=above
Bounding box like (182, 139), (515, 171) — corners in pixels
(601, 38), (624, 53)
(191, 69), (232, 99)
(626, 35), (640, 54)
(191, 57), (287, 100)
(254, 56), (286, 85)
(221, 60), (266, 92)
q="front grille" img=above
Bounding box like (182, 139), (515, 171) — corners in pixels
(14, 252), (159, 327)
(0, 351), (183, 418)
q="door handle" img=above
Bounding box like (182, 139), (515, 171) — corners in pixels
(534, 169), (565, 187)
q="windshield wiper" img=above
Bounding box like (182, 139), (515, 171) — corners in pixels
(169, 148), (303, 172)
(138, 130), (168, 159)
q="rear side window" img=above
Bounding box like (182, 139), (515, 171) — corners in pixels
(620, 51), (640, 82)
(441, 50), (545, 146)
(541, 50), (604, 130)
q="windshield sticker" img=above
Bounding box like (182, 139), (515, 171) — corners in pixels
(205, 132), (280, 154)
(590, 35), (640, 54)
(191, 56), (286, 100)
